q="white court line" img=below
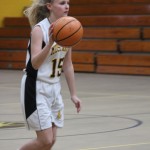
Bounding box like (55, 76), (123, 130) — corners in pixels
(63, 90), (150, 98)
(79, 142), (150, 150)
(0, 102), (19, 106)
(0, 86), (19, 89)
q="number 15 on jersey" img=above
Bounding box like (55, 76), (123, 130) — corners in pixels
(50, 58), (64, 78)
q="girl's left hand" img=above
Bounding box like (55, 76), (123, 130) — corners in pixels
(71, 95), (82, 113)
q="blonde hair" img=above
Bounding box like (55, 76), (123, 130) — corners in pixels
(24, 0), (54, 27)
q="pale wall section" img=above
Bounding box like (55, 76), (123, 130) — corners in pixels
(0, 0), (31, 27)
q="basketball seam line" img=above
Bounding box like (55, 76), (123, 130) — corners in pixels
(58, 35), (82, 47)
(55, 19), (76, 40)
(56, 25), (82, 43)
(55, 20), (81, 42)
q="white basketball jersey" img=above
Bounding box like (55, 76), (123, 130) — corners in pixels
(25, 18), (69, 83)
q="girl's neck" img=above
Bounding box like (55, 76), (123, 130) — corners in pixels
(48, 16), (57, 23)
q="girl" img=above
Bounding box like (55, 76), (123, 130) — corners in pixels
(19, 0), (81, 149)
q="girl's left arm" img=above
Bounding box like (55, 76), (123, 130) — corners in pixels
(62, 49), (81, 113)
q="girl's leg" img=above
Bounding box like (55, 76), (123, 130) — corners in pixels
(19, 125), (57, 150)
(44, 124), (57, 150)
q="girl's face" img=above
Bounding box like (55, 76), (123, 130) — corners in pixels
(48, 0), (70, 20)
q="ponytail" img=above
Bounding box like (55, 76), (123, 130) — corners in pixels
(24, 0), (52, 27)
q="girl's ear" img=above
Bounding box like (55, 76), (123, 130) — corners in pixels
(46, 3), (52, 11)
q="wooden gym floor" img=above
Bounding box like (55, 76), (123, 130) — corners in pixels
(0, 70), (150, 150)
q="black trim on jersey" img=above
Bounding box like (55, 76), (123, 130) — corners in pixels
(25, 40), (46, 119)
(25, 77), (37, 119)
(26, 39), (37, 79)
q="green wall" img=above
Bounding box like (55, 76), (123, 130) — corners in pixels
(0, 0), (31, 27)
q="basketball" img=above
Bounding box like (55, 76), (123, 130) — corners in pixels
(52, 16), (83, 47)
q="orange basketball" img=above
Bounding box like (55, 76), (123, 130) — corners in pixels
(52, 16), (83, 47)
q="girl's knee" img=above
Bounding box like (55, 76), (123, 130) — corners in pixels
(39, 136), (56, 148)
(36, 127), (57, 148)
(52, 137), (56, 146)
(41, 138), (53, 147)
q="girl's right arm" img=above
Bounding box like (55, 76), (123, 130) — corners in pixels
(31, 26), (53, 70)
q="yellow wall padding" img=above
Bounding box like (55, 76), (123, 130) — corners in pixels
(0, 0), (31, 27)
